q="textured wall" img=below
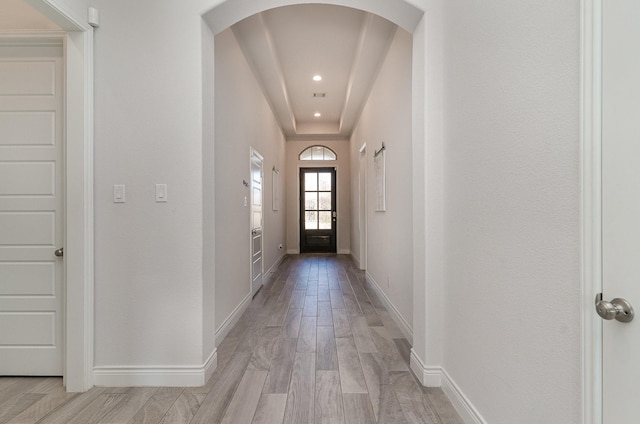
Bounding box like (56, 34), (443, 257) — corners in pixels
(350, 28), (414, 333)
(93, 0), (208, 367)
(441, 1), (582, 421)
(214, 27), (287, 331)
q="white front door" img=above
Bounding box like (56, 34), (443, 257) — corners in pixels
(250, 148), (263, 296)
(0, 42), (64, 375)
(601, 0), (640, 420)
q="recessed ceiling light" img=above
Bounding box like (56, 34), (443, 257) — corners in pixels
(313, 75), (322, 82)
(314, 112), (321, 117)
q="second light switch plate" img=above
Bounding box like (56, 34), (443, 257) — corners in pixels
(114, 184), (125, 203)
(156, 184), (167, 202)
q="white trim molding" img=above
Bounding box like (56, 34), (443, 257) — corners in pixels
(365, 272), (413, 343)
(441, 368), (488, 424)
(23, 0), (96, 393)
(63, 27), (95, 393)
(94, 349), (217, 387)
(215, 293), (252, 346)
(203, 348), (218, 384)
(265, 253), (287, 279)
(408, 351), (487, 424)
(409, 350), (441, 387)
(580, 0), (602, 423)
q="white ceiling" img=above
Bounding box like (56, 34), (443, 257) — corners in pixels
(231, 4), (398, 140)
(0, 0), (61, 30)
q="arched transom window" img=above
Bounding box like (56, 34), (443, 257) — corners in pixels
(299, 145), (337, 161)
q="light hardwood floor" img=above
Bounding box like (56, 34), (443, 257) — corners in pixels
(0, 255), (462, 424)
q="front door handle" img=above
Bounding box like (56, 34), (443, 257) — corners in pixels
(54, 247), (64, 257)
(595, 293), (634, 322)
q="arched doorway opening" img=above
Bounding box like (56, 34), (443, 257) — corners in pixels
(201, 0), (441, 390)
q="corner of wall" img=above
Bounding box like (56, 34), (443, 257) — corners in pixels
(409, 349), (441, 387)
(408, 350), (487, 424)
(92, 347), (218, 387)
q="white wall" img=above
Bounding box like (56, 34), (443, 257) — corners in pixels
(45, 0), (87, 23)
(350, 28), (414, 334)
(214, 27), (286, 332)
(93, 0), (207, 370)
(441, 1), (581, 422)
(73, 0), (585, 419)
(285, 139), (351, 254)
(202, 20), (216, 369)
(88, 0), (427, 388)
(412, 0), (445, 387)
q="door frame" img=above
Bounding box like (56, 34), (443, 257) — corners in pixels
(203, 0), (436, 392)
(16, 0), (95, 392)
(249, 147), (264, 295)
(299, 166), (337, 254)
(581, 0), (603, 422)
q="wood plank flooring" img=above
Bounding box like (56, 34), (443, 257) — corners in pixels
(0, 255), (462, 424)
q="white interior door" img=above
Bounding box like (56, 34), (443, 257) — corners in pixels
(601, 0), (640, 420)
(0, 42), (64, 375)
(250, 148), (263, 296)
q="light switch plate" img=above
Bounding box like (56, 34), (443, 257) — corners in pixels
(113, 184), (125, 203)
(156, 184), (167, 202)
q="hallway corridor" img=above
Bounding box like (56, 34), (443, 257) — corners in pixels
(0, 255), (461, 423)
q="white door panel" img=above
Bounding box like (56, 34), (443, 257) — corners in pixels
(0, 45), (63, 375)
(602, 0), (640, 420)
(0, 60), (57, 95)
(0, 111), (56, 145)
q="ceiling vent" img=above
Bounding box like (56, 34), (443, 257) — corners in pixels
(313, 93), (326, 98)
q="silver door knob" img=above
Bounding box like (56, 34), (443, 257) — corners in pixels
(595, 293), (634, 323)
(54, 247), (64, 257)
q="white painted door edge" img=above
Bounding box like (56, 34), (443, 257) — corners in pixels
(580, 0), (603, 422)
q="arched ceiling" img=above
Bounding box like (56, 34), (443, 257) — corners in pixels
(229, 4), (401, 140)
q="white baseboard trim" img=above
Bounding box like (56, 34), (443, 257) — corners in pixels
(408, 351), (486, 424)
(203, 348), (218, 384)
(410, 349), (442, 387)
(441, 368), (487, 424)
(350, 253), (361, 269)
(93, 349), (217, 387)
(265, 253), (286, 278)
(365, 272), (413, 342)
(215, 292), (252, 346)
(337, 249), (351, 255)
(286, 249), (299, 255)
